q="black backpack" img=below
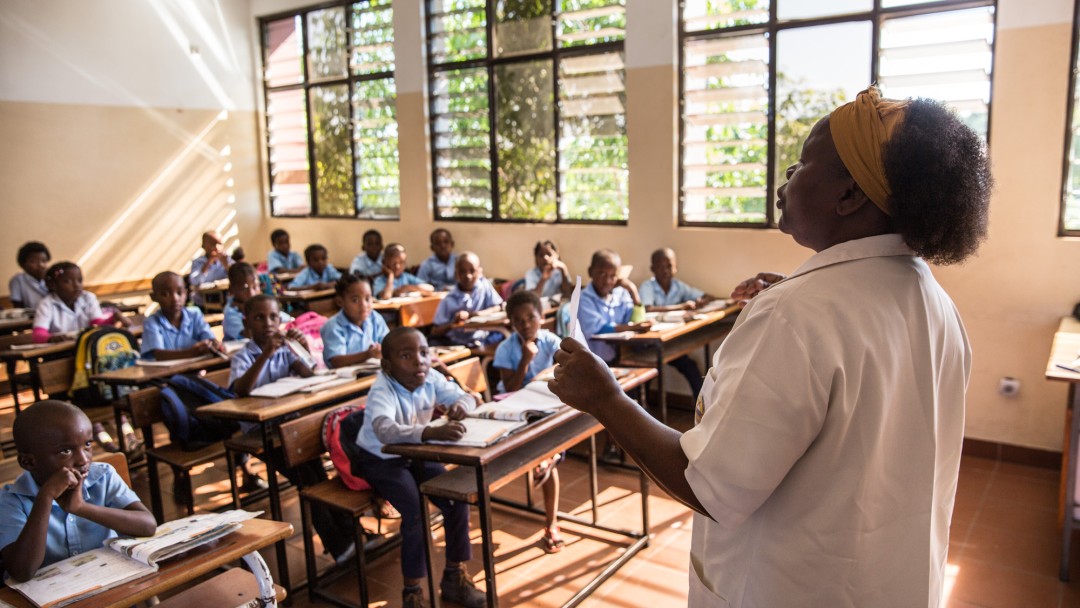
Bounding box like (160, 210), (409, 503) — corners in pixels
(158, 374), (239, 450)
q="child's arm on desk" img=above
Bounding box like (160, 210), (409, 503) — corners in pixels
(1, 468), (80, 581)
(55, 474), (156, 540)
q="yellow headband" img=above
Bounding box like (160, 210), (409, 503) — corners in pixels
(828, 86), (911, 216)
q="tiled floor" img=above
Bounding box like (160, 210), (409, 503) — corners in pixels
(3, 397), (1080, 607)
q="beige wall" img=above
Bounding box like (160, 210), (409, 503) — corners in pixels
(3, 0), (1080, 452)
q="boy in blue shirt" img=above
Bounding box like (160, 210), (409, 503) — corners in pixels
(349, 230), (384, 280)
(431, 252), (503, 347)
(349, 327), (486, 608)
(417, 228), (457, 290)
(320, 274), (389, 368)
(289, 244), (342, 290)
(578, 249), (651, 363)
(638, 248), (709, 397)
(0, 400), (156, 581)
(373, 244), (433, 300)
(9, 241), (50, 310)
(141, 271), (222, 361)
(190, 231), (232, 308)
(266, 229), (303, 274)
(223, 263), (291, 341)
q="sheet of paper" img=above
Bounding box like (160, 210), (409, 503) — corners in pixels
(136, 355), (210, 367)
(426, 417), (527, 447)
(566, 276), (587, 347)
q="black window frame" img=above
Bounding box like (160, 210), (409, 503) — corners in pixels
(1060, 0), (1080, 236)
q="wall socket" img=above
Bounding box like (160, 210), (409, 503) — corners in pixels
(998, 377), (1020, 397)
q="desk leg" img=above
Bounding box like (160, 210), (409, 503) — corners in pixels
(5, 360), (20, 413)
(29, 358), (42, 401)
(475, 465), (498, 607)
(241, 549), (279, 608)
(1061, 385), (1080, 581)
(655, 347), (666, 425)
(420, 494), (440, 608)
(262, 421), (291, 602)
(589, 435), (599, 524)
(640, 468), (651, 545)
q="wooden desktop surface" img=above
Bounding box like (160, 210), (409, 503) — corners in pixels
(0, 518), (292, 608)
(91, 355), (230, 387)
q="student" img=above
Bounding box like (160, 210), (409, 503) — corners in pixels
(31, 263), (125, 343)
(266, 229), (303, 274)
(230, 295), (357, 565)
(320, 274), (389, 369)
(577, 249), (651, 363)
(526, 240), (573, 300)
(348, 327), (486, 608)
(289, 244), (342, 290)
(640, 248), (713, 312)
(0, 400), (156, 581)
(492, 290), (564, 552)
(373, 244), (433, 300)
(223, 263), (292, 342)
(349, 229), (384, 280)
(140, 271), (221, 361)
(431, 252), (503, 347)
(190, 231), (232, 308)
(9, 241), (50, 310)
(417, 228), (457, 290)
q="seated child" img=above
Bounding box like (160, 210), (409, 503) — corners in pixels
(0, 400), (156, 581)
(230, 295), (358, 565)
(639, 248), (711, 397)
(266, 228), (304, 274)
(289, 244), (342, 290)
(9, 241), (50, 310)
(349, 229), (384, 280)
(578, 249), (651, 363)
(492, 290), (565, 552)
(373, 243), (433, 300)
(320, 274), (389, 368)
(526, 240), (573, 300)
(32, 262), (125, 343)
(417, 228), (457, 290)
(141, 271), (222, 360)
(431, 252), (504, 347)
(223, 263), (292, 342)
(190, 231), (232, 308)
(349, 327), (486, 608)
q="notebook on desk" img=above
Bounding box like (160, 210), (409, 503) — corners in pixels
(426, 417), (528, 448)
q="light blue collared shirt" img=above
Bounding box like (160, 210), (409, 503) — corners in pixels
(140, 307), (215, 359)
(267, 250), (303, 273)
(289, 266), (342, 288)
(320, 310), (389, 367)
(433, 278), (504, 346)
(372, 271), (424, 297)
(578, 283), (634, 363)
(190, 254), (231, 286)
(8, 273), (48, 309)
(639, 277), (705, 307)
(0, 463), (141, 568)
(524, 267), (565, 299)
(229, 339), (299, 388)
(222, 302), (292, 342)
(492, 329), (560, 393)
(357, 370), (474, 459)
(349, 253), (383, 278)
(417, 254), (457, 290)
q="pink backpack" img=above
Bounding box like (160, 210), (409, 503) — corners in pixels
(285, 311), (328, 369)
(322, 404), (371, 491)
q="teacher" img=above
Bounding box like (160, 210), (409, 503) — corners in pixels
(549, 87), (991, 608)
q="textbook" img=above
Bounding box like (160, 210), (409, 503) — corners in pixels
(7, 510), (259, 608)
(471, 380), (564, 422)
(249, 374), (339, 398)
(426, 416), (528, 448)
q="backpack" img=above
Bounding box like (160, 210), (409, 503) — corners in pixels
(322, 405), (371, 491)
(71, 327), (139, 407)
(286, 311), (329, 369)
(158, 374), (239, 450)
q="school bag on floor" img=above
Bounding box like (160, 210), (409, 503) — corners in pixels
(158, 374), (240, 450)
(71, 326), (139, 407)
(322, 404), (371, 491)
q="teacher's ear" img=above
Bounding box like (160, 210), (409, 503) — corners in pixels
(836, 180), (873, 217)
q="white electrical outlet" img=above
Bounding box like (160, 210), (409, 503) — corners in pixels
(998, 377), (1020, 397)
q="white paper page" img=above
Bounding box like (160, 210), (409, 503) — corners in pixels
(696, 299), (733, 314)
(8, 548), (154, 608)
(472, 381), (562, 420)
(107, 510), (260, 566)
(566, 276), (588, 347)
(136, 355), (210, 367)
(426, 417), (527, 447)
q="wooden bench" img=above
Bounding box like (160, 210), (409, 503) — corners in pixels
(155, 566), (286, 607)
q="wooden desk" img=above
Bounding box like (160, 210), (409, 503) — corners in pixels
(595, 302), (742, 423)
(279, 288), (337, 316)
(0, 315), (33, 336)
(384, 367), (657, 608)
(193, 280), (230, 313)
(91, 356), (229, 388)
(0, 518), (292, 608)
(1046, 317), (1080, 525)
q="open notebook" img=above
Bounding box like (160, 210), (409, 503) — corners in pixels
(7, 510), (259, 608)
(427, 380), (565, 447)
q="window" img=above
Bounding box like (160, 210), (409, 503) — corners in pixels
(680, 0), (995, 227)
(428, 0), (628, 223)
(260, 0), (400, 219)
(1062, 2), (1080, 235)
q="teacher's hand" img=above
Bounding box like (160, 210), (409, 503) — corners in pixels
(549, 338), (625, 416)
(730, 272), (786, 303)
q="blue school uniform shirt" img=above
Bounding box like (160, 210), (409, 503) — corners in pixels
(578, 283), (635, 363)
(492, 329), (560, 393)
(267, 249), (303, 273)
(639, 277), (705, 307)
(222, 301), (292, 341)
(229, 339), (298, 389)
(417, 254), (457, 290)
(372, 271), (424, 297)
(190, 254), (231, 286)
(0, 463), (141, 568)
(356, 370), (474, 459)
(289, 265), (342, 288)
(320, 310), (390, 367)
(8, 272), (48, 309)
(140, 307), (215, 359)
(524, 267), (565, 299)
(349, 252), (383, 278)
(433, 278), (504, 346)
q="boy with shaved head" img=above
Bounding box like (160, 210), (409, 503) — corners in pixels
(141, 271), (222, 360)
(0, 400), (156, 581)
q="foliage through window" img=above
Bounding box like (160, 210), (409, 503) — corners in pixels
(680, 0), (995, 227)
(261, 0), (400, 219)
(428, 0), (628, 223)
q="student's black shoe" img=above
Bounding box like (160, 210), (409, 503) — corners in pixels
(239, 472), (269, 493)
(441, 568), (486, 608)
(601, 443), (624, 465)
